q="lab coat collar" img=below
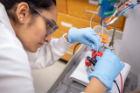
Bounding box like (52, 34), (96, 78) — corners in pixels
(0, 3), (16, 35)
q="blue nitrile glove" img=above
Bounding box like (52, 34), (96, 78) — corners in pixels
(88, 49), (125, 92)
(68, 27), (101, 51)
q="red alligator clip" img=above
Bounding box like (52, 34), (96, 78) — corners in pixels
(85, 58), (91, 67)
(92, 49), (103, 59)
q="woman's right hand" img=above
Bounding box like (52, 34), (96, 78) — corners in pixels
(88, 49), (125, 92)
(68, 27), (101, 51)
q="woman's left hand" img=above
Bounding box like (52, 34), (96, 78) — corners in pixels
(68, 27), (101, 51)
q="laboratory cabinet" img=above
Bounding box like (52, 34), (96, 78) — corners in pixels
(52, 0), (126, 61)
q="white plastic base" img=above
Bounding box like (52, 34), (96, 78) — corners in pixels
(69, 51), (131, 93)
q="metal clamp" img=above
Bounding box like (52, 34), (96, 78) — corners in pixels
(123, 12), (129, 18)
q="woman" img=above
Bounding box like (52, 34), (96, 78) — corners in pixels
(0, 0), (136, 93)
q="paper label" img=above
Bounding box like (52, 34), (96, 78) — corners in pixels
(89, 0), (98, 5)
(61, 21), (73, 28)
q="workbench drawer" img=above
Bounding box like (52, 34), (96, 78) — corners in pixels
(56, 0), (67, 14)
(67, 0), (125, 30)
(57, 12), (122, 33)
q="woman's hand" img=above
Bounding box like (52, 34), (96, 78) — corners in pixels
(88, 49), (125, 92)
(68, 27), (101, 51)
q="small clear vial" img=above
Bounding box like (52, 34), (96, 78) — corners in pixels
(86, 66), (93, 74)
(85, 58), (94, 74)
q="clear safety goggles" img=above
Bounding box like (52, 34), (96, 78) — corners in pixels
(29, 5), (59, 36)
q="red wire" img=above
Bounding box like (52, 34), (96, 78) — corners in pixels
(117, 4), (125, 11)
(104, 3), (129, 24)
(120, 73), (123, 93)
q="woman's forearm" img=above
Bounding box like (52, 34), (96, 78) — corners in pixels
(64, 33), (69, 42)
(84, 77), (107, 93)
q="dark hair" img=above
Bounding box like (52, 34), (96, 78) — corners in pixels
(0, 0), (56, 22)
(0, 0), (56, 10)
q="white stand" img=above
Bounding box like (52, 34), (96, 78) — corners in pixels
(68, 51), (131, 93)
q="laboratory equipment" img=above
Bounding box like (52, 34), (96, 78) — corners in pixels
(68, 51), (130, 93)
(97, 0), (139, 51)
(47, 0), (140, 93)
(48, 27), (133, 93)
(99, 0), (138, 27)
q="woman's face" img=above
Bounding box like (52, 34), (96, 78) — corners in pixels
(10, 3), (58, 52)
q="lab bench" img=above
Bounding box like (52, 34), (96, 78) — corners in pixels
(48, 28), (128, 93)
(48, 45), (87, 93)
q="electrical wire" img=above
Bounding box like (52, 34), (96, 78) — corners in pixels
(90, 6), (101, 27)
(91, 3), (136, 52)
(105, 10), (117, 24)
(120, 73), (123, 93)
(113, 73), (123, 93)
(118, 3), (138, 18)
(73, 43), (81, 55)
(105, 2), (131, 24)
(103, 3), (138, 27)
(114, 80), (121, 93)
(89, 6), (101, 53)
(116, 6), (130, 16)
(96, 18), (104, 55)
(105, 4), (126, 24)
(118, 3), (127, 11)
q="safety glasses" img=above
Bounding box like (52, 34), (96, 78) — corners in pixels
(29, 5), (59, 36)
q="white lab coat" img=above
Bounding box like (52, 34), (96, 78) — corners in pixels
(0, 3), (73, 93)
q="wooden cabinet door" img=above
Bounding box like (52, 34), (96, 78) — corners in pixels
(67, 0), (126, 31)
(56, 0), (67, 14)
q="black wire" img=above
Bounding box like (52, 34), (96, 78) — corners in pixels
(114, 80), (121, 93)
(73, 43), (81, 55)
(116, 5), (133, 17)
(116, 7), (128, 16)
(138, 0), (140, 4)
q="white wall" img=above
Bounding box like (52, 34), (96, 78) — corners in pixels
(136, 74), (140, 90)
(118, 0), (140, 76)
